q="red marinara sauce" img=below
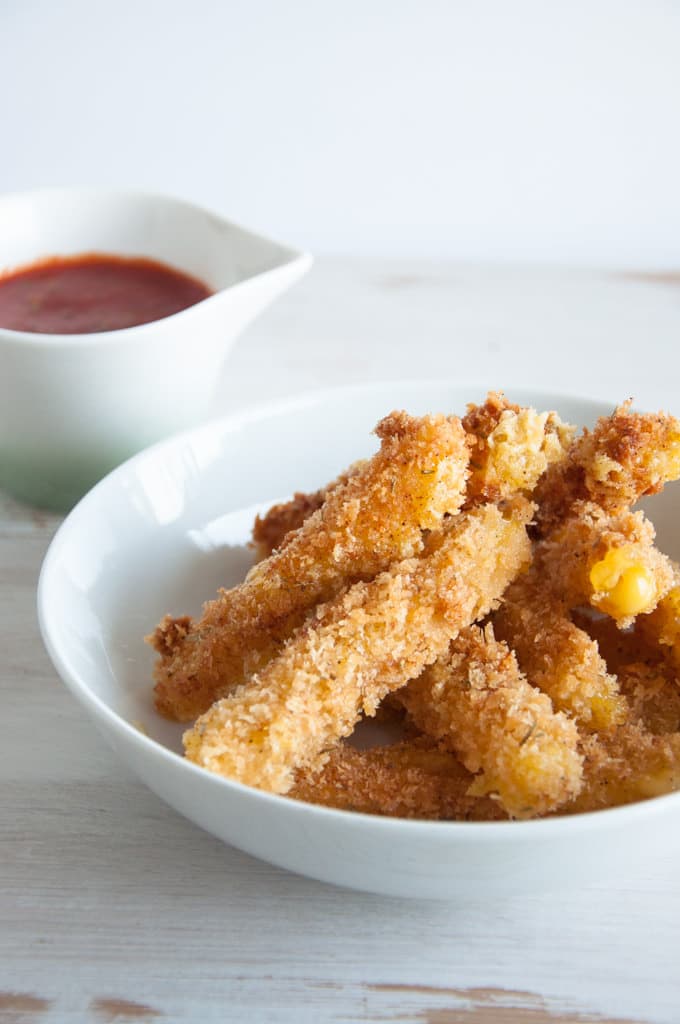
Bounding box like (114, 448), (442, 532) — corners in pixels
(0, 253), (213, 334)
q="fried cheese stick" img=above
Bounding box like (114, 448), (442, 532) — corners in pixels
(151, 411), (470, 721)
(399, 625), (583, 818)
(638, 584), (680, 671)
(251, 393), (573, 558)
(493, 570), (627, 730)
(252, 490), (326, 561)
(184, 500), (533, 792)
(572, 608), (680, 732)
(570, 611), (663, 674)
(534, 402), (680, 534)
(289, 737), (506, 820)
(251, 461), (366, 560)
(535, 502), (674, 627)
(461, 392), (574, 506)
(499, 504), (673, 728)
(293, 707), (680, 821)
(565, 724), (680, 814)
(617, 662), (680, 735)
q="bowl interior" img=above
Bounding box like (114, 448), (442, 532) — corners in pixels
(0, 189), (301, 292)
(39, 382), (680, 760)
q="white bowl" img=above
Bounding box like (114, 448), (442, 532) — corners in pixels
(37, 381), (680, 900)
(0, 187), (311, 510)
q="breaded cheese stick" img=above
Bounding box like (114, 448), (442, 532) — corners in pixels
(289, 737), (505, 820)
(399, 625), (582, 818)
(150, 411), (470, 721)
(493, 570), (628, 730)
(638, 584), (680, 671)
(250, 394), (573, 559)
(534, 402), (680, 534)
(251, 461), (367, 560)
(565, 724), (680, 814)
(462, 392), (574, 506)
(570, 610), (663, 674)
(184, 499), (533, 793)
(536, 502), (674, 627)
(252, 490), (326, 561)
(617, 662), (680, 735)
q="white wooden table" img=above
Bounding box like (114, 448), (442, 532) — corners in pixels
(2, 260), (680, 1024)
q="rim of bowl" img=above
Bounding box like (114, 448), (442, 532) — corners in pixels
(36, 378), (680, 839)
(0, 185), (311, 346)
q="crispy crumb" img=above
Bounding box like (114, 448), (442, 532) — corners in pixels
(290, 737), (506, 820)
(399, 624), (583, 818)
(534, 403), (680, 533)
(184, 500), (533, 793)
(150, 411), (470, 721)
(146, 393), (680, 819)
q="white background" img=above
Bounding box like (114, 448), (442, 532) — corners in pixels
(2, 0), (680, 266)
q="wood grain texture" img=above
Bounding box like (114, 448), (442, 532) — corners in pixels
(2, 263), (680, 1024)
(365, 986), (651, 1023)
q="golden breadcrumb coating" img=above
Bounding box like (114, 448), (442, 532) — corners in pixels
(289, 737), (506, 820)
(637, 584), (680, 670)
(494, 570), (628, 730)
(399, 625), (583, 818)
(570, 611), (663, 673)
(183, 500), (533, 792)
(462, 392), (574, 506)
(534, 402), (680, 534)
(250, 393), (573, 561)
(252, 491), (325, 560)
(565, 724), (680, 813)
(535, 502), (674, 627)
(150, 411), (470, 721)
(251, 461), (367, 560)
(617, 662), (680, 735)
